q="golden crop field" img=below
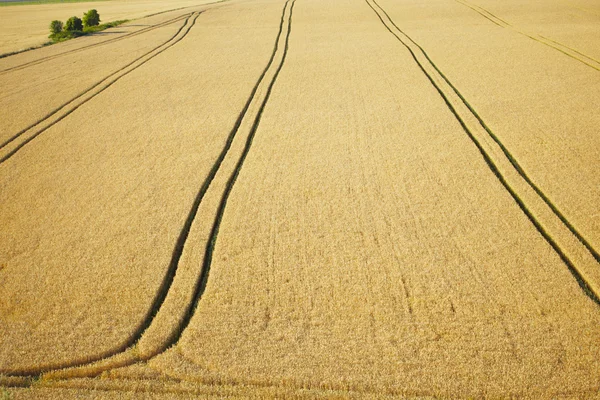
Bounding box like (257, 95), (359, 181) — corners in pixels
(0, 0), (224, 55)
(0, 0), (599, 398)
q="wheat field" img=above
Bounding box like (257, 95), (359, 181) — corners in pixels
(1, 0), (599, 398)
(0, 0), (224, 55)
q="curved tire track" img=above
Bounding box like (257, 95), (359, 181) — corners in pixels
(366, 0), (600, 304)
(138, 0), (297, 351)
(0, 13), (197, 165)
(3, 0), (296, 379)
(175, 0), (296, 341)
(0, 12), (201, 376)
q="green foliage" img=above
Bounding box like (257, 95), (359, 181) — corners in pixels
(84, 20), (128, 33)
(64, 16), (83, 32)
(48, 30), (78, 42)
(49, 20), (63, 34)
(82, 9), (100, 27)
(47, 17), (128, 43)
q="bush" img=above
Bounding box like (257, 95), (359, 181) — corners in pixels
(64, 16), (83, 32)
(83, 9), (100, 28)
(49, 20), (63, 34)
(49, 31), (75, 41)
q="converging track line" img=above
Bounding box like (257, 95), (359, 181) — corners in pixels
(365, 0), (600, 305)
(0, 14), (190, 75)
(454, 0), (600, 71)
(3, 0), (297, 379)
(0, 13), (197, 165)
(1, 12), (201, 376)
(146, 0), (296, 349)
(177, 0), (296, 340)
(374, 2), (600, 265)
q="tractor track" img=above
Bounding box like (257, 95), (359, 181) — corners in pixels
(1, 372), (408, 398)
(176, 0), (296, 340)
(386, 0), (600, 265)
(454, 0), (600, 71)
(1, 0), (597, 393)
(0, 13), (191, 75)
(139, 0), (296, 350)
(0, 12), (198, 165)
(0, 12), (201, 373)
(373, 1), (600, 265)
(366, 0), (600, 304)
(2, 0), (296, 379)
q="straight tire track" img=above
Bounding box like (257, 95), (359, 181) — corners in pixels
(389, 1), (600, 264)
(0, 13), (197, 165)
(0, 14), (190, 75)
(454, 0), (600, 71)
(366, 0), (600, 304)
(375, 1), (600, 265)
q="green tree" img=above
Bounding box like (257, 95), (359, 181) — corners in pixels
(82, 9), (100, 28)
(64, 16), (83, 32)
(49, 20), (63, 34)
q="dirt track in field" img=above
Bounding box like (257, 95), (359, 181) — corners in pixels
(1, 0), (599, 398)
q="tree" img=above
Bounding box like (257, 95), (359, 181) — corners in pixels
(64, 16), (83, 32)
(82, 9), (100, 28)
(49, 20), (63, 34)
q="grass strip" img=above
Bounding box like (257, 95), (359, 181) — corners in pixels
(0, 42), (53, 59)
(0, 0), (107, 7)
